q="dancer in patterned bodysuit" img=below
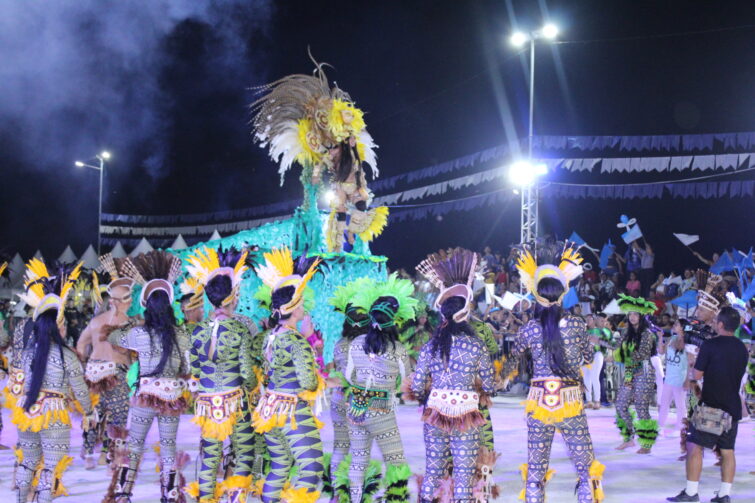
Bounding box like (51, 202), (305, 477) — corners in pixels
(183, 246), (260, 502)
(345, 273), (417, 503)
(613, 294), (660, 454)
(412, 248), (496, 503)
(469, 314), (500, 452)
(76, 255), (138, 469)
(13, 259), (96, 503)
(105, 250), (189, 503)
(501, 247), (604, 503)
(326, 276), (372, 500)
(252, 248), (325, 503)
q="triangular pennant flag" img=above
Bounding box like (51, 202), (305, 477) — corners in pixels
(209, 229), (222, 242)
(563, 287), (579, 310)
(57, 245), (77, 264)
(670, 289), (698, 309)
(709, 252), (735, 274)
(673, 233), (699, 246)
(80, 245), (101, 270)
(742, 278), (755, 302)
(603, 298), (623, 315)
(734, 248), (754, 271)
(111, 241), (127, 258)
(568, 231), (586, 247)
(599, 240), (615, 270)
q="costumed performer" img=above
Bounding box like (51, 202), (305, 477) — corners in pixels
(344, 273), (417, 503)
(411, 248), (497, 503)
(324, 276), (373, 501)
(252, 247), (325, 503)
(468, 305), (500, 453)
(183, 246), (261, 503)
(76, 255), (139, 469)
(105, 250), (190, 503)
(250, 55), (388, 253)
(13, 259), (97, 503)
(500, 246), (604, 503)
(613, 294), (660, 454)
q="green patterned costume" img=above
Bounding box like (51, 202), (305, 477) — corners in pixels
(470, 318), (499, 451)
(253, 326), (324, 503)
(189, 316), (259, 502)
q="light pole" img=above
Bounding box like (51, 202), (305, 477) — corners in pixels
(509, 23), (558, 247)
(75, 151), (111, 254)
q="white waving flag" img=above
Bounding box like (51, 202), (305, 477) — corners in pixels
(673, 233), (699, 246)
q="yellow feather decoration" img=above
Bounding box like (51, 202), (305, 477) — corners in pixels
(357, 206), (389, 242)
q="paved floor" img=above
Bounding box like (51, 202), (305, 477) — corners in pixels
(1, 396), (753, 501)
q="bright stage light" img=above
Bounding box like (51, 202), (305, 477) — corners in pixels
(510, 32), (528, 47)
(541, 23), (559, 39)
(323, 190), (336, 205)
(508, 160), (547, 187)
(75, 161), (84, 167)
(100, 151), (111, 160)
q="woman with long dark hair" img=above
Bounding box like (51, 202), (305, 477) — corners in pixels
(345, 273), (416, 503)
(252, 248), (325, 503)
(613, 294), (660, 454)
(412, 248), (496, 503)
(105, 251), (189, 503)
(325, 276), (372, 501)
(13, 260), (95, 503)
(500, 248), (604, 503)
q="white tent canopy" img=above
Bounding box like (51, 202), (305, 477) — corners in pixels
(57, 245), (77, 264)
(209, 229), (221, 241)
(111, 242), (127, 258)
(170, 234), (188, 250)
(9, 253), (24, 286)
(33, 249), (44, 261)
(130, 237), (154, 257)
(80, 245), (101, 270)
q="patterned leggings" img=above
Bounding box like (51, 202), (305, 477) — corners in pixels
(197, 405), (256, 499)
(15, 422), (70, 503)
(83, 378), (130, 456)
(480, 405), (494, 450)
(525, 413), (596, 503)
(615, 369), (653, 439)
(125, 405), (179, 473)
(261, 401), (324, 502)
(421, 423), (480, 502)
(330, 389), (349, 474)
(348, 410), (406, 502)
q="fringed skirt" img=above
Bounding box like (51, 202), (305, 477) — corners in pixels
(525, 377), (584, 424)
(192, 387), (245, 441)
(422, 388), (484, 433)
(132, 377), (189, 416)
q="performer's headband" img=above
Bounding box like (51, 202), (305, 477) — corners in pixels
(435, 284), (474, 322)
(370, 301), (398, 329)
(107, 278), (135, 302)
(140, 279), (174, 307)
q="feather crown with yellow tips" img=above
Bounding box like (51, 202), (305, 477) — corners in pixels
(18, 258), (83, 327)
(516, 242), (584, 308)
(185, 246), (249, 307)
(416, 247), (479, 322)
(250, 53), (378, 185)
(254, 247), (321, 316)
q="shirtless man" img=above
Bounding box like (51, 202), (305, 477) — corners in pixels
(76, 277), (138, 469)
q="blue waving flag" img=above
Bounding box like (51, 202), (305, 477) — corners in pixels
(563, 287), (580, 310)
(599, 240), (615, 270)
(569, 231), (586, 247)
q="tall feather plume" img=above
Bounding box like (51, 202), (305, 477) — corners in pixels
(0, 261), (7, 278)
(123, 250), (181, 285)
(416, 248), (479, 289)
(255, 247), (295, 289)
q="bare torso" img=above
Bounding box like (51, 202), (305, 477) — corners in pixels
(76, 309), (135, 365)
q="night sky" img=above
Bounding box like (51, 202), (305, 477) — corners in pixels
(1, 0), (754, 272)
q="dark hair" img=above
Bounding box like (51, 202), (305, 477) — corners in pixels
(179, 293), (194, 304)
(342, 305), (369, 340)
(621, 311), (648, 361)
(143, 290), (177, 377)
(24, 310), (69, 411)
(534, 277), (572, 378)
(364, 296), (399, 355)
(332, 141), (362, 188)
(717, 306), (741, 332)
(269, 285), (295, 328)
(430, 296), (475, 362)
(205, 274), (232, 308)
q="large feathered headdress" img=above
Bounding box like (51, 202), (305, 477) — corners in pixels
(98, 253), (135, 302)
(250, 55), (378, 185)
(18, 258), (83, 328)
(516, 244), (584, 307)
(350, 273), (418, 328)
(185, 246), (249, 307)
(330, 276), (374, 328)
(120, 250), (182, 307)
(255, 247), (321, 316)
(416, 247), (479, 322)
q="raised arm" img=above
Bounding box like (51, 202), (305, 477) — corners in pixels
(289, 334), (318, 391)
